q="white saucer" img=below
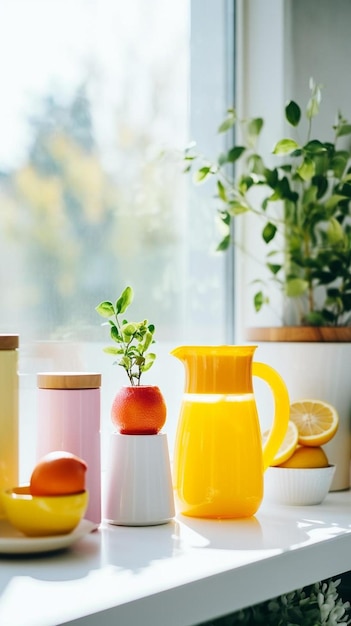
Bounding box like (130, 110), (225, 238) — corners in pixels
(0, 518), (96, 555)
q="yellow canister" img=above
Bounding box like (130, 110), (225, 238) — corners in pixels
(0, 335), (19, 518)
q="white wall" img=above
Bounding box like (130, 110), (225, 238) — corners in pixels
(235, 0), (288, 339)
(288, 0), (351, 140)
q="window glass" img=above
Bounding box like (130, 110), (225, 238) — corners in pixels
(0, 0), (228, 476)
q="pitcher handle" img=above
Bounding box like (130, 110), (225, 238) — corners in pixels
(252, 361), (290, 470)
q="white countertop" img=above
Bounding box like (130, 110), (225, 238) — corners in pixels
(1, 491), (351, 626)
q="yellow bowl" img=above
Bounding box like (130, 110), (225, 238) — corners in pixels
(1, 486), (89, 537)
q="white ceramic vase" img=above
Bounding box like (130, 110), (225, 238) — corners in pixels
(104, 432), (175, 526)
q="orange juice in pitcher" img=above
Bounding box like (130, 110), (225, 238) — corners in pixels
(171, 345), (289, 518)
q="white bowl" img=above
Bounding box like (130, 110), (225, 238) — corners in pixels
(264, 465), (336, 506)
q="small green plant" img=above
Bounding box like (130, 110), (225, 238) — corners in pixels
(95, 286), (156, 386)
(185, 79), (351, 327)
(204, 578), (350, 626)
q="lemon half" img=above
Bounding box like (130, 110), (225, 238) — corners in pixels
(289, 399), (339, 447)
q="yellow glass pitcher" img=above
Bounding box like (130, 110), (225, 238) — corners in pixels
(171, 345), (289, 519)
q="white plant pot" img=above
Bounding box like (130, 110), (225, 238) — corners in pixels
(104, 432), (175, 526)
(249, 339), (351, 491)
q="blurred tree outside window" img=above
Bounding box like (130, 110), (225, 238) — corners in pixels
(0, 0), (227, 344)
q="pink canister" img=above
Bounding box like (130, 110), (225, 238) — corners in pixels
(36, 372), (101, 524)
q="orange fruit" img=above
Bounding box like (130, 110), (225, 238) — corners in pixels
(278, 445), (329, 468)
(111, 385), (167, 434)
(30, 451), (87, 496)
(289, 399), (339, 447)
(263, 420), (299, 466)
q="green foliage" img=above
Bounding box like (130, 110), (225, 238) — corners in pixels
(203, 578), (350, 626)
(95, 286), (156, 386)
(185, 79), (351, 326)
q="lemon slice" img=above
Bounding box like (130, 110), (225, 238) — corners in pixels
(289, 399), (339, 447)
(262, 420), (299, 466)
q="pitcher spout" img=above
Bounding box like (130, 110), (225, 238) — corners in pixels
(169, 345), (187, 361)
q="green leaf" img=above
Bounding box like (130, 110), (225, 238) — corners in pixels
(290, 148), (303, 158)
(335, 123), (351, 138)
(312, 175), (328, 199)
(285, 278), (309, 297)
(304, 311), (328, 326)
(311, 269), (334, 284)
(142, 353), (156, 372)
(326, 288), (342, 299)
(110, 325), (121, 343)
(218, 110), (236, 133)
(320, 308), (338, 323)
(216, 235), (231, 251)
(121, 322), (138, 337)
(218, 210), (231, 226)
(326, 217), (344, 244)
(306, 81), (322, 119)
(238, 174), (255, 193)
(253, 291), (268, 312)
(272, 139), (300, 155)
(269, 176), (297, 202)
(264, 168), (278, 188)
(133, 355), (145, 366)
(116, 286), (133, 314)
(341, 293), (351, 310)
(331, 155), (347, 178)
(95, 301), (115, 318)
(328, 259), (343, 274)
(262, 222), (277, 244)
(119, 355), (131, 369)
(217, 180), (227, 202)
(248, 154), (266, 175)
(296, 157), (315, 181)
(304, 140), (327, 154)
(194, 166), (211, 183)
(302, 185), (318, 204)
(339, 182), (351, 198)
(325, 194), (349, 209)
(248, 117), (264, 139)
(142, 330), (154, 351)
(228, 146), (246, 162)
(225, 146), (246, 163)
(267, 263), (281, 275)
(285, 100), (301, 126)
(228, 200), (250, 215)
(103, 346), (124, 355)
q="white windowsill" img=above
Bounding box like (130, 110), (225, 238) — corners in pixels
(1, 490), (351, 626)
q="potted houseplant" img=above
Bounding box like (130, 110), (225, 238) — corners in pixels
(185, 79), (351, 338)
(185, 79), (351, 490)
(96, 286), (174, 526)
(95, 285), (167, 435)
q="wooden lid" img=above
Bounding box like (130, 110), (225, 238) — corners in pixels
(0, 335), (19, 350)
(37, 372), (101, 389)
